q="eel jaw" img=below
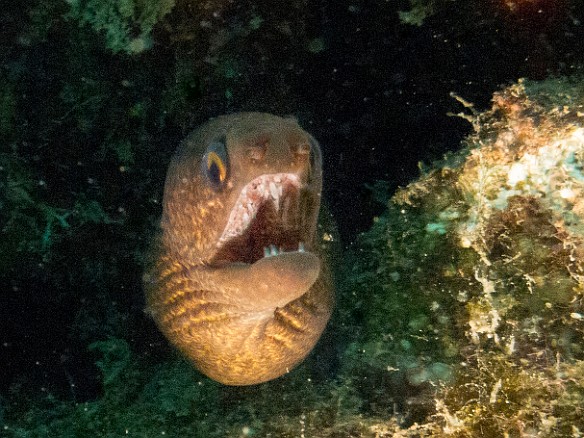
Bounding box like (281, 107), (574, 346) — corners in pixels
(211, 173), (316, 267)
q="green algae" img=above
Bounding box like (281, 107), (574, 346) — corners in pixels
(65, 0), (175, 54)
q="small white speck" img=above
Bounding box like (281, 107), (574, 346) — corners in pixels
(560, 187), (575, 199)
(508, 163), (527, 186)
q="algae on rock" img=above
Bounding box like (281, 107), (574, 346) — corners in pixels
(345, 76), (584, 436)
(65, 0), (175, 53)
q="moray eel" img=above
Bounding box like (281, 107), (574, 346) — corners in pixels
(144, 113), (334, 385)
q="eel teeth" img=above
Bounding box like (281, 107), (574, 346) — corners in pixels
(269, 181), (280, 209)
(270, 244), (278, 256)
(218, 173), (301, 245)
(262, 242), (306, 258)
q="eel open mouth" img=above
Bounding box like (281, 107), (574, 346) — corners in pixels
(211, 173), (314, 267)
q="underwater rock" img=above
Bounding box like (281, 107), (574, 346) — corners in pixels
(346, 77), (584, 436)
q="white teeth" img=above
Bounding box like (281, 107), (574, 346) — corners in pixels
(269, 181), (280, 209)
(269, 181), (278, 197)
(218, 173), (301, 245)
(262, 242), (307, 258)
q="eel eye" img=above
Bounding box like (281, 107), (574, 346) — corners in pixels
(202, 139), (229, 189)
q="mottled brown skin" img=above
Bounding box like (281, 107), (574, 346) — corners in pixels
(144, 113), (334, 385)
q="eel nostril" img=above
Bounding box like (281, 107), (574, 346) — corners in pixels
(247, 142), (267, 162)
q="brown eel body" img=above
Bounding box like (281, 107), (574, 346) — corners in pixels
(144, 113), (334, 385)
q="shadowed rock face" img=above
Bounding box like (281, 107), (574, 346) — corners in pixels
(144, 113), (334, 385)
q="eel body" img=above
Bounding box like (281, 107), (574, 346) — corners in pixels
(144, 113), (334, 385)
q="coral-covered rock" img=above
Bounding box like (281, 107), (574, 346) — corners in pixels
(347, 77), (584, 436)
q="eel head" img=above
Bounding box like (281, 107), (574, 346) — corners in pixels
(160, 113), (324, 312)
(146, 113), (333, 385)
